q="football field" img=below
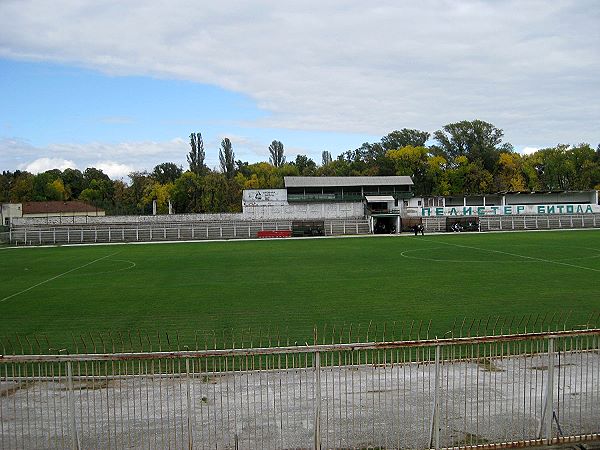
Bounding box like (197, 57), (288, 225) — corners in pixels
(1, 230), (599, 352)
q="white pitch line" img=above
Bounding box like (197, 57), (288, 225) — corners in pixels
(432, 240), (600, 273)
(0, 251), (121, 303)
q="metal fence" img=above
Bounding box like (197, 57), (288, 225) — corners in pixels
(1, 328), (599, 449)
(415, 214), (600, 234)
(5, 214), (600, 246)
(6, 219), (371, 246)
(479, 214), (600, 232)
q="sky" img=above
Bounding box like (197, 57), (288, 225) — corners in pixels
(0, 0), (599, 179)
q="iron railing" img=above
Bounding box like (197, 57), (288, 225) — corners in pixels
(1, 328), (599, 449)
(6, 219), (371, 246)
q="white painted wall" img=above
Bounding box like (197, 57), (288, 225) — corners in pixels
(242, 202), (364, 219)
(11, 202), (365, 226)
(1, 203), (23, 226)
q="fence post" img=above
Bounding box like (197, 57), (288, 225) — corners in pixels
(429, 344), (441, 449)
(314, 351), (321, 450)
(185, 358), (193, 449)
(544, 338), (555, 441)
(66, 360), (81, 450)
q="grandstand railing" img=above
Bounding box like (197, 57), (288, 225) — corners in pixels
(1, 328), (599, 449)
(7, 219), (371, 246)
(479, 214), (599, 232)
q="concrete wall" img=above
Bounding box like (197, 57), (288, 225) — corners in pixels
(242, 202), (364, 220)
(1, 203), (23, 226)
(12, 212), (247, 226)
(11, 202), (365, 227)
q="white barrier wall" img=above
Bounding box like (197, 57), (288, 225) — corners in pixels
(11, 202), (365, 227)
(242, 202), (364, 220)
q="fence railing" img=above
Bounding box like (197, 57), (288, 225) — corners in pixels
(6, 219), (371, 246)
(479, 214), (599, 232)
(1, 328), (599, 449)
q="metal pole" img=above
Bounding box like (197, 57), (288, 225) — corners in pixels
(314, 351), (321, 450)
(429, 344), (441, 449)
(66, 360), (80, 450)
(185, 358), (193, 449)
(544, 338), (555, 441)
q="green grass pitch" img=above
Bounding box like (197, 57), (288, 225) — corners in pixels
(1, 230), (599, 353)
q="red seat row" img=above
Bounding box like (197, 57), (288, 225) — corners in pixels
(256, 230), (292, 238)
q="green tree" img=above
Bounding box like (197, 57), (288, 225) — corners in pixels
(529, 145), (574, 190)
(316, 157), (352, 176)
(201, 172), (229, 212)
(292, 155), (317, 175)
(83, 167), (111, 186)
(171, 171), (204, 213)
(240, 162), (283, 188)
(46, 178), (69, 200)
(188, 132), (207, 176)
(111, 180), (133, 215)
(61, 168), (85, 199)
(152, 162), (183, 184)
(219, 138), (236, 178)
(9, 172), (34, 202)
(0, 171), (14, 202)
(127, 171), (153, 213)
(425, 155), (450, 195)
(321, 151), (332, 166)
(381, 129), (430, 151)
(386, 145), (429, 194)
(79, 187), (102, 205)
(31, 169), (75, 201)
(268, 140), (286, 167)
(141, 182), (175, 214)
(569, 143), (600, 189)
(433, 120), (512, 172)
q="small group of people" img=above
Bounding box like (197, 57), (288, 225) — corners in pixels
(412, 224), (425, 236)
(451, 223), (463, 232)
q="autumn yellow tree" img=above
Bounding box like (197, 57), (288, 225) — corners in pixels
(495, 152), (526, 191)
(142, 182), (174, 214)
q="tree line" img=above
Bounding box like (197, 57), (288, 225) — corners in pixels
(1, 120), (599, 215)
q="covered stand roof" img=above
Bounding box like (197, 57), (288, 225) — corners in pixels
(284, 176), (413, 188)
(365, 195), (395, 202)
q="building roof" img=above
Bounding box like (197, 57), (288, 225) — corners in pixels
(365, 195), (396, 202)
(22, 201), (103, 215)
(284, 176), (413, 188)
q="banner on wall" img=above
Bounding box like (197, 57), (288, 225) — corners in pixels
(405, 203), (600, 217)
(242, 189), (288, 206)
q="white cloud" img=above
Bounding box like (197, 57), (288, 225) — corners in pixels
(519, 147), (540, 155)
(93, 161), (135, 180)
(0, 1), (598, 151)
(2, 138), (191, 179)
(22, 157), (77, 173)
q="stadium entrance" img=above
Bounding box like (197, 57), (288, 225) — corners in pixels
(371, 214), (400, 234)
